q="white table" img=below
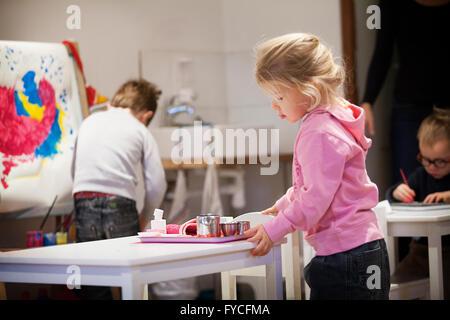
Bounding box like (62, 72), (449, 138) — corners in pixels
(0, 236), (283, 300)
(387, 207), (450, 299)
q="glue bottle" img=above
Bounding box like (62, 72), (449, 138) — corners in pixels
(150, 208), (166, 233)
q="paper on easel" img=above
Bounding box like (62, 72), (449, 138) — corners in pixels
(0, 40), (83, 212)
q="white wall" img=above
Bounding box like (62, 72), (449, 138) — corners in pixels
(221, 0), (343, 153)
(0, 0), (342, 143)
(0, 0), (344, 213)
(0, 0), (229, 126)
(218, 0), (344, 213)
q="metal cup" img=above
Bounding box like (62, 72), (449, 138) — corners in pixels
(220, 222), (238, 236)
(236, 221), (250, 235)
(196, 214), (221, 237)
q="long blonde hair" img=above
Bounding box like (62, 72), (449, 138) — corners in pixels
(255, 33), (345, 111)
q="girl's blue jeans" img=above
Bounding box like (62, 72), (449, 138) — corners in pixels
(304, 239), (391, 300)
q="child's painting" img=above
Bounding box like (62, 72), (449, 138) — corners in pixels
(0, 41), (83, 213)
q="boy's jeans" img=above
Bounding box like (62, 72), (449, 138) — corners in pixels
(74, 195), (140, 300)
(304, 239), (391, 300)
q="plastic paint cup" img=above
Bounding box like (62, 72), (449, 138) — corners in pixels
(26, 231), (43, 248)
(56, 232), (67, 245)
(43, 233), (57, 246)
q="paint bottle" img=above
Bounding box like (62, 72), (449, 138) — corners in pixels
(43, 233), (57, 246)
(26, 231), (43, 248)
(56, 232), (68, 245)
(150, 209), (166, 234)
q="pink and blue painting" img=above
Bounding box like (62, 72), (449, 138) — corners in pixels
(0, 41), (83, 213)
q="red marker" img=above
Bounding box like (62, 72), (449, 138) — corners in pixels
(399, 168), (409, 187)
(400, 168), (414, 202)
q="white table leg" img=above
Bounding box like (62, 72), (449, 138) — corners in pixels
(386, 237), (396, 276)
(302, 234), (315, 300)
(428, 232), (444, 299)
(121, 277), (145, 300)
(265, 245), (283, 300)
(283, 231), (302, 299)
(221, 271), (237, 300)
(142, 284), (148, 300)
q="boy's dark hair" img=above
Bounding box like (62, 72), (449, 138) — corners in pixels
(417, 107), (450, 146)
(111, 79), (162, 114)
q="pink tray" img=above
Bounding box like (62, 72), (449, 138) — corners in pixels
(137, 233), (250, 243)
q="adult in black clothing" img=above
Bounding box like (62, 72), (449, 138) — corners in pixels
(363, 0), (450, 262)
(361, 0), (450, 183)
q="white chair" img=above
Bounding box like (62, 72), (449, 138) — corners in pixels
(373, 200), (430, 300)
(302, 234), (315, 300)
(220, 212), (302, 300)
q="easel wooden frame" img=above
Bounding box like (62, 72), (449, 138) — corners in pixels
(340, 0), (358, 104)
(63, 40), (90, 119)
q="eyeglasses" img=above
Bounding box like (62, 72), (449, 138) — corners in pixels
(416, 152), (450, 168)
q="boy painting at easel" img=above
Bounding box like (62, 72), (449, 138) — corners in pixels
(71, 79), (167, 299)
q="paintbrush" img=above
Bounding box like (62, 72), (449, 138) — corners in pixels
(55, 209), (74, 233)
(39, 195), (58, 231)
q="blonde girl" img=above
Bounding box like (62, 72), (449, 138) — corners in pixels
(244, 33), (390, 300)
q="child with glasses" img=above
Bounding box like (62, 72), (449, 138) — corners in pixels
(386, 108), (450, 203)
(386, 107), (450, 299)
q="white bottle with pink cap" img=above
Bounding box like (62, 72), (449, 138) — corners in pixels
(150, 208), (166, 234)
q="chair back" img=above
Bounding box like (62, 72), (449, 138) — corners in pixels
(373, 200), (392, 238)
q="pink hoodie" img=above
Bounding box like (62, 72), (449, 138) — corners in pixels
(263, 103), (384, 256)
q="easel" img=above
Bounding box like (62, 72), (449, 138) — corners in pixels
(63, 40), (90, 119)
(56, 39), (90, 241)
(0, 40), (89, 300)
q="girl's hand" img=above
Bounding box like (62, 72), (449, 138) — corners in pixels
(261, 205), (278, 216)
(423, 191), (450, 204)
(244, 225), (274, 256)
(361, 102), (375, 137)
(392, 184), (416, 203)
